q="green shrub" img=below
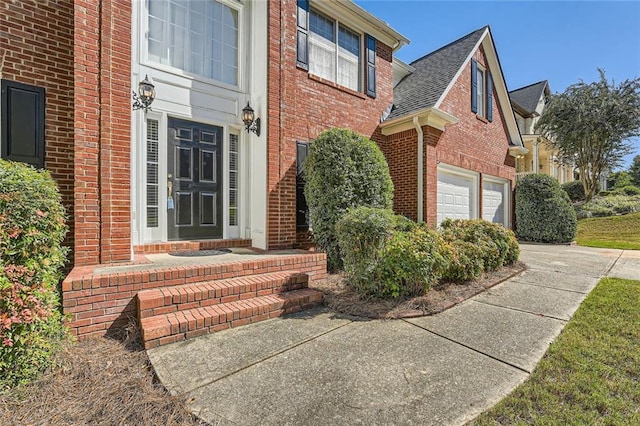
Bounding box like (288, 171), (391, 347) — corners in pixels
(515, 174), (577, 243)
(304, 128), (393, 270)
(444, 240), (485, 282)
(372, 227), (451, 298)
(336, 208), (447, 298)
(575, 194), (640, 219)
(336, 207), (396, 290)
(0, 160), (70, 390)
(439, 219), (520, 279)
(561, 180), (586, 202)
(614, 185), (640, 196)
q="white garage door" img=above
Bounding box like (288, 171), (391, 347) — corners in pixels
(437, 171), (474, 224)
(482, 178), (509, 227)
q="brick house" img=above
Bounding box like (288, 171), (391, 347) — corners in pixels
(1, 3), (523, 343)
(377, 26), (527, 228)
(0, 0), (408, 342)
(510, 80), (576, 184)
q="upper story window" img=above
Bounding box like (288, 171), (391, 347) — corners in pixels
(308, 10), (360, 91)
(147, 0), (238, 86)
(471, 58), (493, 122)
(296, 1), (378, 96)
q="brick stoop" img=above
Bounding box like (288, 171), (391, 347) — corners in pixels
(140, 278), (322, 348)
(62, 252), (327, 341)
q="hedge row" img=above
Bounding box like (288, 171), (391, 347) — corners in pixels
(336, 207), (520, 299)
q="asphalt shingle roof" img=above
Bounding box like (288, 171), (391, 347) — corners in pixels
(387, 26), (487, 121)
(508, 81), (548, 115)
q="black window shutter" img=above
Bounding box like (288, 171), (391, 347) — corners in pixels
(366, 34), (376, 97)
(486, 71), (493, 122)
(296, 141), (310, 230)
(296, 0), (309, 70)
(471, 59), (478, 113)
(1, 80), (46, 169)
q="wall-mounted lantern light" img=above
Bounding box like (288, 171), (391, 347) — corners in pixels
(132, 75), (155, 112)
(242, 102), (260, 136)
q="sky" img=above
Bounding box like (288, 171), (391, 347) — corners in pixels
(354, 0), (640, 170)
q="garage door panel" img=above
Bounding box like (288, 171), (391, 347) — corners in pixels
(437, 170), (474, 224)
(482, 179), (508, 226)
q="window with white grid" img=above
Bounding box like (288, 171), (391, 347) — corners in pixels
(147, 0), (238, 85)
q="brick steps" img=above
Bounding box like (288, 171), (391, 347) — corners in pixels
(137, 269), (325, 349)
(137, 271), (309, 319)
(62, 252), (327, 340)
(141, 288), (323, 349)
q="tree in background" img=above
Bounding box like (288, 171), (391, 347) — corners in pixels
(629, 155), (640, 187)
(536, 70), (640, 200)
(607, 170), (632, 190)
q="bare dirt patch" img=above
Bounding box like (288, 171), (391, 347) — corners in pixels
(0, 324), (204, 426)
(311, 261), (527, 319)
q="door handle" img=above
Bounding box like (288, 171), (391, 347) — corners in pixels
(167, 175), (173, 197)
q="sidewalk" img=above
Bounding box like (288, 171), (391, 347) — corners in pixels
(147, 244), (634, 425)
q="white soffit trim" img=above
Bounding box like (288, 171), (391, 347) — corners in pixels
(380, 107), (459, 136)
(311, 0), (410, 50)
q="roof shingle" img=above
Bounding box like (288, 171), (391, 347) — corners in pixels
(508, 81), (548, 115)
(387, 26), (487, 121)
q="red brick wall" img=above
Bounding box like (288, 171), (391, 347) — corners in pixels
(0, 0), (74, 257)
(384, 46), (516, 226)
(74, 0), (132, 265)
(381, 129), (418, 220)
(267, 0), (395, 248)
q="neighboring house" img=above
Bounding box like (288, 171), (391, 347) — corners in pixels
(509, 81), (576, 183)
(1, 0), (408, 339)
(377, 26), (526, 228)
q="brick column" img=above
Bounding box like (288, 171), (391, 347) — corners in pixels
(74, 0), (132, 265)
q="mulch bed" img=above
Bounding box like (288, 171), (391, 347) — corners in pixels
(0, 324), (205, 426)
(311, 261), (527, 319)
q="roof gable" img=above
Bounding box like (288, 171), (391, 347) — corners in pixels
(509, 81), (549, 116)
(386, 26), (524, 148)
(387, 27), (485, 120)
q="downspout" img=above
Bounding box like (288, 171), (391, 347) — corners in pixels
(413, 116), (424, 222)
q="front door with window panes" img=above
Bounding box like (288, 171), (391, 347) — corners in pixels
(167, 118), (223, 240)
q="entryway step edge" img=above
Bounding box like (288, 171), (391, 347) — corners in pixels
(141, 288), (324, 349)
(137, 270), (309, 319)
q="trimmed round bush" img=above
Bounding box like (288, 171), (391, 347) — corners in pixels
(372, 226), (451, 298)
(439, 219), (520, 281)
(304, 128), (393, 271)
(0, 160), (70, 390)
(444, 240), (485, 282)
(336, 207), (396, 290)
(515, 174), (577, 243)
(561, 180), (586, 202)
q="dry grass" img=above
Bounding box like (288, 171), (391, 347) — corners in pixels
(311, 261), (527, 319)
(0, 322), (206, 426)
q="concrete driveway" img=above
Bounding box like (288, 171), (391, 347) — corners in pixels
(148, 244), (632, 425)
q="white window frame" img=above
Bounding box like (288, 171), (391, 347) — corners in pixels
(140, 0), (245, 92)
(308, 9), (362, 91)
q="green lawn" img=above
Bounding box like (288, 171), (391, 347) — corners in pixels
(473, 278), (640, 425)
(576, 212), (640, 250)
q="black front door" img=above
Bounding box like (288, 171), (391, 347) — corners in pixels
(167, 118), (223, 240)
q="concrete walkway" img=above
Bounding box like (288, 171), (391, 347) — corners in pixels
(148, 244), (637, 425)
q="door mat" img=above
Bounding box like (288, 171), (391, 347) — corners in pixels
(168, 248), (232, 257)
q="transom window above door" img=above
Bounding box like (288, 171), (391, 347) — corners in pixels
(147, 0), (239, 86)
